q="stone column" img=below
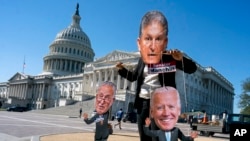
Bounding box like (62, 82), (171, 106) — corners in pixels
(13, 85), (16, 97)
(74, 61), (77, 73)
(8, 86), (11, 97)
(10, 85), (13, 97)
(39, 84), (43, 101)
(15, 85), (18, 98)
(24, 84), (28, 99)
(47, 85), (51, 102)
(214, 83), (217, 105)
(93, 71), (97, 94)
(34, 84), (37, 100)
(98, 70), (102, 85)
(11, 85), (15, 96)
(20, 84), (24, 99)
(41, 84), (45, 101)
(78, 62), (81, 73)
(35, 84), (39, 101)
(117, 75), (121, 90)
(208, 80), (211, 107)
(111, 69), (114, 82)
(220, 86), (223, 108)
(105, 70), (108, 81)
(64, 60), (68, 71)
(212, 81), (215, 106)
(69, 60), (73, 72)
(50, 59), (54, 70)
(56, 59), (59, 70)
(59, 59), (62, 70)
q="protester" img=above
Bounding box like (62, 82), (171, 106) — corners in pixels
(116, 10), (197, 141)
(143, 87), (197, 141)
(83, 81), (116, 141)
(114, 108), (124, 129)
(79, 108), (82, 118)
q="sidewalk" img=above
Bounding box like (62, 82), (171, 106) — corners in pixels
(39, 132), (228, 141)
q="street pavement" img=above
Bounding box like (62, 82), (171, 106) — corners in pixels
(0, 111), (229, 141)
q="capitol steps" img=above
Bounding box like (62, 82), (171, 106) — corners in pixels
(29, 98), (96, 117)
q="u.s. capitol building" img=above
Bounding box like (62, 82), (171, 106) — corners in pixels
(0, 4), (234, 115)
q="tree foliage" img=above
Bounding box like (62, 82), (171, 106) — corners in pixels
(238, 77), (250, 114)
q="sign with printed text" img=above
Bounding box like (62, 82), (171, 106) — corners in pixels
(148, 61), (176, 74)
(230, 124), (250, 141)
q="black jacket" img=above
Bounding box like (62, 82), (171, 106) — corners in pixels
(118, 54), (197, 113)
(84, 112), (109, 140)
(143, 126), (194, 141)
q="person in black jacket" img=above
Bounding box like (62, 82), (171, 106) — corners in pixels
(83, 81), (116, 141)
(116, 10), (197, 141)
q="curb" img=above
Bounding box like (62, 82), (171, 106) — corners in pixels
(30, 136), (40, 141)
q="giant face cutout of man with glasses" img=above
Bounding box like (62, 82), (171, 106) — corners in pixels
(95, 81), (116, 115)
(83, 81), (116, 141)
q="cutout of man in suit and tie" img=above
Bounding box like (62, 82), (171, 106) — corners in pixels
(116, 10), (197, 141)
(83, 81), (116, 141)
(143, 86), (197, 141)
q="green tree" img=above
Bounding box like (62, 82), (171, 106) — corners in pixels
(238, 77), (250, 114)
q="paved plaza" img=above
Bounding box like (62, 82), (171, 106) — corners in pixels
(0, 111), (229, 141)
(40, 132), (229, 141)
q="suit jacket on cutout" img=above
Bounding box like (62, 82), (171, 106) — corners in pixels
(118, 54), (197, 113)
(84, 112), (109, 140)
(143, 126), (194, 141)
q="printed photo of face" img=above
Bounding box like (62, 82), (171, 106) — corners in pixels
(150, 87), (180, 131)
(137, 22), (168, 64)
(95, 85), (115, 115)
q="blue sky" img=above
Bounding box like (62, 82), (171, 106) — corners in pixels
(1, 0), (250, 113)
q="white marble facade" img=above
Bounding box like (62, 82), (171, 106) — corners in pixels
(0, 50), (235, 114)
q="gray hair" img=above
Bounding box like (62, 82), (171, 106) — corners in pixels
(150, 86), (181, 108)
(97, 81), (117, 97)
(139, 10), (168, 37)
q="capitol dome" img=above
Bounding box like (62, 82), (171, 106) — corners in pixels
(42, 3), (95, 76)
(55, 17), (91, 48)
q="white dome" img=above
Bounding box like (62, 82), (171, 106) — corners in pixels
(56, 25), (91, 48)
(42, 3), (95, 76)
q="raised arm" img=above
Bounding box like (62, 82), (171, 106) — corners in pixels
(83, 113), (97, 124)
(178, 128), (197, 141)
(116, 59), (143, 82)
(143, 118), (161, 138)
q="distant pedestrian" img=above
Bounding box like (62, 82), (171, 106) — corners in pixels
(79, 108), (82, 118)
(114, 108), (123, 129)
(189, 115), (193, 128)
